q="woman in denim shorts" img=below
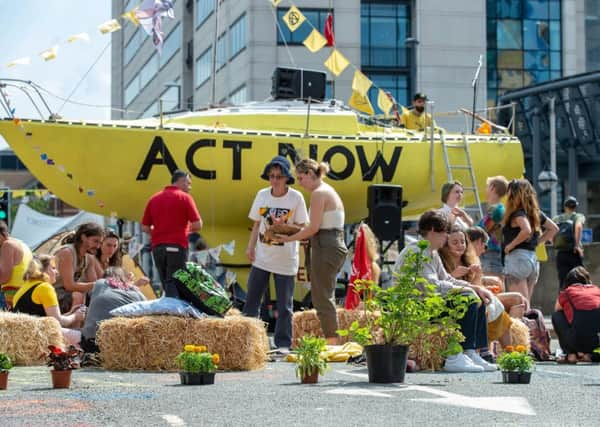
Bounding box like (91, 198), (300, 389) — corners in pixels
(502, 179), (558, 301)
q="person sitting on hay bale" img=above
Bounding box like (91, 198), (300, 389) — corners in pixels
(0, 219), (33, 310)
(394, 210), (496, 373)
(12, 254), (86, 347)
(81, 267), (146, 353)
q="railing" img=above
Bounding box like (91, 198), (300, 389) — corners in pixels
(0, 78), (56, 120)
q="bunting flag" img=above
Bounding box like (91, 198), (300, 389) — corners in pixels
(135, 0), (175, 54)
(98, 19), (122, 34)
(67, 33), (90, 43)
(283, 6), (306, 32)
(194, 250), (210, 265)
(271, 0), (282, 6)
(7, 57), (31, 68)
(12, 190), (27, 199)
(348, 90), (374, 115)
(225, 271), (237, 286)
(208, 246), (222, 262)
(351, 70), (372, 97)
(377, 89), (394, 116)
(324, 49), (349, 77)
(324, 12), (335, 46)
(302, 29), (327, 53)
(221, 240), (235, 256)
(121, 9), (140, 26)
(39, 46), (58, 62)
(345, 225), (372, 310)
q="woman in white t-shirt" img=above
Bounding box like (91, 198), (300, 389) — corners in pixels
(440, 181), (473, 230)
(243, 156), (308, 350)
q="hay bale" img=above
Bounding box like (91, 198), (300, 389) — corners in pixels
(0, 312), (64, 365)
(291, 308), (369, 348)
(97, 315), (268, 371)
(508, 318), (531, 349)
(408, 331), (449, 371)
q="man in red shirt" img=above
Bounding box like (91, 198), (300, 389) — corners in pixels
(141, 170), (202, 297)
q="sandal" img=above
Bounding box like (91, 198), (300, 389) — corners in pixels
(578, 353), (593, 363)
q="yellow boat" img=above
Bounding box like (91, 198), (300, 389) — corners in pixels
(0, 98), (524, 270)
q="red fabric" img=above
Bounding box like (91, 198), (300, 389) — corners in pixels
(558, 284), (600, 324)
(324, 13), (335, 47)
(142, 186), (201, 249)
(345, 225), (372, 309)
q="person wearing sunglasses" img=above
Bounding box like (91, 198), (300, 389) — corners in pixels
(243, 156), (308, 351)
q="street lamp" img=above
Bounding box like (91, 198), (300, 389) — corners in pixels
(405, 37), (419, 98)
(538, 170), (558, 192)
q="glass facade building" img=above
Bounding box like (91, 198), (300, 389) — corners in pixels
(487, 0), (562, 107)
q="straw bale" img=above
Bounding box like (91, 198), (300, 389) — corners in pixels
(508, 318), (531, 349)
(408, 331), (449, 371)
(291, 308), (370, 348)
(0, 312), (64, 365)
(97, 315), (268, 371)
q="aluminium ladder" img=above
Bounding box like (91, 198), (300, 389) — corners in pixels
(440, 132), (484, 221)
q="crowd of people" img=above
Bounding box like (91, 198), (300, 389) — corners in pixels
(1, 156), (599, 372)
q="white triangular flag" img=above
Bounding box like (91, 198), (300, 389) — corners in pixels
(67, 32), (90, 43)
(194, 250), (209, 265)
(208, 246), (222, 262)
(226, 271), (237, 286)
(7, 57), (31, 68)
(222, 240), (235, 256)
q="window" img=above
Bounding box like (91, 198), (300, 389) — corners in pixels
(230, 85), (247, 105)
(124, 28), (142, 66)
(160, 24), (182, 67)
(230, 14), (246, 59)
(276, 8), (329, 45)
(161, 85), (181, 111)
(196, 0), (214, 27)
(216, 32), (227, 70)
(140, 53), (159, 89)
(141, 101), (159, 118)
(361, 2), (410, 68)
(196, 46), (212, 87)
(365, 73), (409, 114)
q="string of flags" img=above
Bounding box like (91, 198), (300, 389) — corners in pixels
(0, 189), (50, 199)
(273, 0), (409, 118)
(6, 0), (174, 68)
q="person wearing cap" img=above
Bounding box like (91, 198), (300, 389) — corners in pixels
(243, 156), (308, 350)
(401, 93), (436, 131)
(141, 170), (202, 298)
(553, 196), (585, 289)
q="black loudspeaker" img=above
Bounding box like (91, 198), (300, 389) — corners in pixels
(367, 185), (403, 242)
(271, 67), (326, 101)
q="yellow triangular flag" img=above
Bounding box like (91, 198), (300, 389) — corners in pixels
(12, 190), (26, 199)
(39, 46), (58, 62)
(67, 32), (90, 43)
(324, 49), (349, 77)
(283, 6), (306, 32)
(352, 71), (372, 97)
(303, 29), (327, 53)
(377, 89), (393, 116)
(348, 90), (374, 116)
(271, 0), (282, 6)
(98, 19), (122, 34)
(121, 9), (140, 26)
(6, 57), (31, 68)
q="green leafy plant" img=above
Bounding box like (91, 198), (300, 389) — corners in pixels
(175, 345), (219, 373)
(497, 345), (534, 373)
(294, 335), (329, 378)
(0, 352), (13, 371)
(339, 240), (471, 356)
(46, 345), (82, 371)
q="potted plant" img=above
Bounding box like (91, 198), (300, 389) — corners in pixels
(0, 352), (13, 390)
(45, 345), (82, 389)
(295, 335), (328, 384)
(175, 345), (219, 385)
(497, 345), (534, 384)
(339, 240), (471, 383)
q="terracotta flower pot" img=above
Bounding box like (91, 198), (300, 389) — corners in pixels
(51, 369), (72, 389)
(301, 371), (319, 384)
(179, 372), (215, 385)
(0, 371), (8, 390)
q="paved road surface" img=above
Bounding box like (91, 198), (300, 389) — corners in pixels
(1, 359), (599, 426)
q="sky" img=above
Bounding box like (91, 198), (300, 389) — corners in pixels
(0, 1), (114, 149)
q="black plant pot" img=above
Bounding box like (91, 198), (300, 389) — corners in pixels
(502, 371), (531, 384)
(365, 344), (409, 383)
(179, 372), (216, 385)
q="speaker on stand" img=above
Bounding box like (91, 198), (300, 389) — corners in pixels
(367, 184), (407, 266)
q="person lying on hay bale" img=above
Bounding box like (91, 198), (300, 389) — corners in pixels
(12, 254), (85, 347)
(81, 267), (147, 353)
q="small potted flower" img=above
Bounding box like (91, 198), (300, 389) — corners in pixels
(175, 345), (219, 385)
(0, 352), (13, 390)
(45, 345), (82, 389)
(294, 335), (328, 384)
(497, 345), (535, 384)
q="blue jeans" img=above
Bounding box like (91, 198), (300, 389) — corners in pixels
(0, 290), (6, 310)
(243, 266), (295, 348)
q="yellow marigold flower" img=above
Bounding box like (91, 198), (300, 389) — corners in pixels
(515, 345), (527, 353)
(504, 345), (514, 352)
(184, 345), (195, 352)
(212, 354), (220, 364)
(198, 345), (207, 353)
(192, 346), (202, 353)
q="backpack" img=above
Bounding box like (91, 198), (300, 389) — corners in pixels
(522, 308), (553, 361)
(553, 214), (576, 251)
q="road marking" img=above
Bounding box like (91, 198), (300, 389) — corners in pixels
(332, 370), (535, 416)
(161, 415), (187, 426)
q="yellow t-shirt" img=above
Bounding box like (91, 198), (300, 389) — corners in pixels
(12, 280), (59, 310)
(401, 110), (434, 131)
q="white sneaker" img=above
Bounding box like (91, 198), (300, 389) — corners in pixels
(465, 350), (498, 372)
(444, 353), (485, 372)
